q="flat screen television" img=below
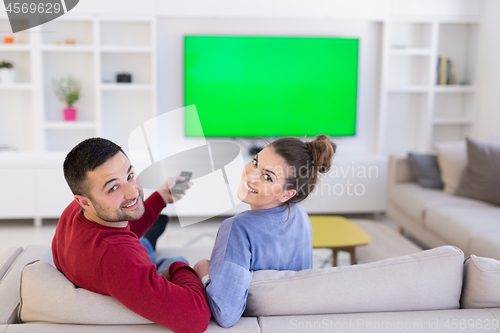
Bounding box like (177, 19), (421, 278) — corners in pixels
(184, 36), (359, 138)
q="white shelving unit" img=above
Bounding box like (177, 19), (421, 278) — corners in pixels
(0, 18), (36, 153)
(0, 16), (157, 155)
(378, 15), (480, 155)
(97, 17), (157, 148)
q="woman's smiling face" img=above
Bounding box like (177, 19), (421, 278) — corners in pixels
(236, 146), (296, 210)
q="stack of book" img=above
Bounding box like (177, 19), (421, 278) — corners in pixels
(436, 56), (457, 85)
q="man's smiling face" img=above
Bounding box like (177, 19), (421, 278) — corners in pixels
(81, 152), (145, 226)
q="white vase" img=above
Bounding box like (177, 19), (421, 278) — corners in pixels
(0, 69), (15, 85)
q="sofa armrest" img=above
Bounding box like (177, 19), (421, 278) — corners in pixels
(388, 155), (415, 185)
(0, 247), (23, 282)
(0, 245), (51, 325)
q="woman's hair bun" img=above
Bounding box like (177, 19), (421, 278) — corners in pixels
(308, 134), (336, 173)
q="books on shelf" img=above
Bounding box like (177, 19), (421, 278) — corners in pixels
(436, 56), (457, 85)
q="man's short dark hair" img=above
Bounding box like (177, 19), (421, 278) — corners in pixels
(63, 138), (126, 196)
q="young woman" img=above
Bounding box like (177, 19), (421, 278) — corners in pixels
(193, 135), (336, 328)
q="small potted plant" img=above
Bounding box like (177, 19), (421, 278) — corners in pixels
(54, 76), (80, 121)
(0, 60), (15, 85)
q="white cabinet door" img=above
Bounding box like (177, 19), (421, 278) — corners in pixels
(0, 167), (36, 218)
(35, 167), (74, 218)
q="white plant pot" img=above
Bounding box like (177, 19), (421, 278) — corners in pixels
(0, 69), (15, 85)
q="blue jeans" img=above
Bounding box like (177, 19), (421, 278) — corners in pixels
(140, 238), (189, 274)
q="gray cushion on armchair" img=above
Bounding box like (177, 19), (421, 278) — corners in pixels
(407, 152), (444, 189)
(456, 138), (500, 206)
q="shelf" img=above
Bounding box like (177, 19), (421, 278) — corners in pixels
(434, 85), (475, 93)
(100, 52), (152, 84)
(0, 84), (32, 91)
(0, 17), (155, 157)
(433, 117), (474, 125)
(380, 16), (480, 155)
(100, 46), (153, 53)
(0, 44), (31, 51)
(44, 121), (97, 130)
(388, 55), (431, 86)
(41, 19), (94, 46)
(388, 48), (432, 56)
(41, 45), (94, 52)
(100, 20), (152, 47)
(100, 83), (153, 91)
(389, 21), (432, 49)
(387, 85), (430, 93)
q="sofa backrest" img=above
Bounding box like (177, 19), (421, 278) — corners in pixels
(18, 246), (464, 326)
(245, 245), (464, 317)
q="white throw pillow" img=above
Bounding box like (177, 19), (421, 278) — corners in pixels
(244, 246), (464, 317)
(434, 141), (467, 194)
(461, 255), (500, 309)
(19, 261), (153, 325)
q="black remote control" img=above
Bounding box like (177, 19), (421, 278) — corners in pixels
(171, 171), (192, 194)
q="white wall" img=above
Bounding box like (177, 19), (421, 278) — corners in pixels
(476, 0), (500, 142)
(157, 18), (382, 156)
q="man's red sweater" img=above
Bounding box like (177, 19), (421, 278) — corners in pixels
(52, 192), (210, 333)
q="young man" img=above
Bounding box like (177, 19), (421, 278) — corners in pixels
(52, 138), (210, 333)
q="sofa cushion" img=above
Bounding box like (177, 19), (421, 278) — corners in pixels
(424, 206), (500, 255)
(390, 183), (492, 225)
(244, 246), (464, 317)
(456, 138), (500, 206)
(434, 140), (467, 194)
(469, 233), (500, 260)
(461, 255), (500, 309)
(19, 260), (152, 325)
(407, 152), (444, 189)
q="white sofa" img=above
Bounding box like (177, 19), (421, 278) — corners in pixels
(387, 155), (500, 260)
(2, 244), (500, 333)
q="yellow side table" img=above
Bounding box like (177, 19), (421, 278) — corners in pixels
(310, 216), (371, 266)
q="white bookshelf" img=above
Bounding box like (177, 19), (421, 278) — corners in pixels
(378, 14), (480, 155)
(0, 16), (157, 154)
(97, 17), (157, 148)
(0, 17), (36, 153)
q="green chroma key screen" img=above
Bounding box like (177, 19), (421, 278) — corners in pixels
(184, 36), (359, 137)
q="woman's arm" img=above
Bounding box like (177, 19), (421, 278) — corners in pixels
(204, 217), (253, 328)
